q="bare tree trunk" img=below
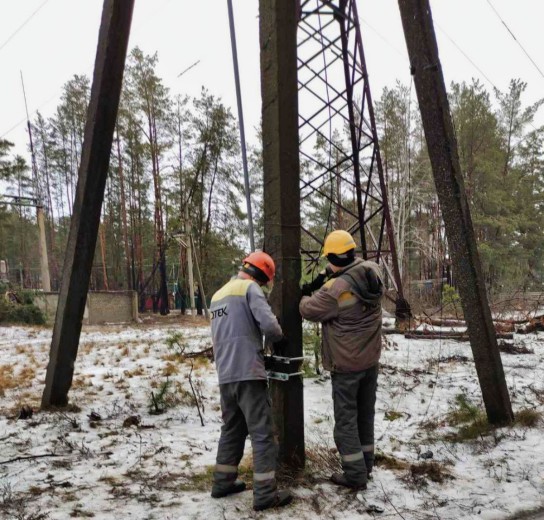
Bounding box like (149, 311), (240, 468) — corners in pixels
(204, 157), (218, 237)
(116, 130), (132, 289)
(146, 105), (168, 315)
(99, 223), (109, 290)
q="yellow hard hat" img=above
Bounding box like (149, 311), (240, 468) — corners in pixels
(322, 230), (356, 256)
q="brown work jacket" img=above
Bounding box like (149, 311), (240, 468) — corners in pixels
(299, 258), (384, 373)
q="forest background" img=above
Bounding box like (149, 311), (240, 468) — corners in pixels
(1, 46), (543, 311)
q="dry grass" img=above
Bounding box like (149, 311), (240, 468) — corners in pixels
(403, 461), (454, 488)
(0, 365), (16, 396)
(178, 455), (254, 492)
(172, 381), (194, 406)
(72, 376), (89, 389)
(17, 366), (37, 386)
(70, 505), (95, 517)
(80, 341), (96, 355)
(515, 408), (542, 428)
(27, 486), (43, 496)
(305, 443), (341, 476)
(11, 391), (41, 412)
(162, 362), (179, 377)
(187, 357), (210, 370)
(123, 366), (145, 378)
(375, 451), (411, 471)
(98, 475), (121, 487)
(419, 418), (443, 431)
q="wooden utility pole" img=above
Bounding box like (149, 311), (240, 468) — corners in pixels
(398, 0), (513, 424)
(259, 0), (304, 469)
(42, 0), (134, 407)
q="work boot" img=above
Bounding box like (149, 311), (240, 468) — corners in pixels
(253, 490), (293, 511)
(211, 480), (246, 498)
(331, 473), (367, 490)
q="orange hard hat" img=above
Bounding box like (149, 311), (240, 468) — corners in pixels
(242, 251), (276, 283)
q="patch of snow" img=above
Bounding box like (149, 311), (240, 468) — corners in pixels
(0, 323), (543, 519)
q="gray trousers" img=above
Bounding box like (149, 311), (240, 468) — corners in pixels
(213, 380), (277, 506)
(331, 365), (378, 485)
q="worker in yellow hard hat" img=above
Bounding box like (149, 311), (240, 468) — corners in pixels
(300, 230), (384, 490)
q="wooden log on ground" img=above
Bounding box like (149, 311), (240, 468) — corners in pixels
(404, 332), (514, 341)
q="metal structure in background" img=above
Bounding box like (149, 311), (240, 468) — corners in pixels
(297, 0), (404, 300)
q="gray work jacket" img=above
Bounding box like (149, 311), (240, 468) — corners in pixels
(211, 277), (283, 384)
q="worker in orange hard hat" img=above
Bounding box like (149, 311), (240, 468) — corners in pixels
(209, 251), (293, 511)
(240, 251), (276, 287)
(300, 230), (384, 490)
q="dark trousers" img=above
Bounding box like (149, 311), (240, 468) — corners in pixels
(213, 380), (278, 506)
(331, 365), (378, 485)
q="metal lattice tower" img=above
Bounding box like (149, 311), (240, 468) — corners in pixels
(297, 0), (404, 298)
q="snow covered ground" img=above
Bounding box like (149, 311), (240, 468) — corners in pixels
(0, 319), (543, 520)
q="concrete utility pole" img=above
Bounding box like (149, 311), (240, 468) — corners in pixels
(184, 205), (196, 317)
(398, 0), (513, 424)
(42, 0), (135, 407)
(1, 195), (51, 291)
(21, 72), (51, 292)
(259, 0), (305, 469)
(190, 234), (210, 320)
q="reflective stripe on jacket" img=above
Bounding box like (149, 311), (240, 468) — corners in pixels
(211, 277), (283, 384)
(299, 259), (384, 372)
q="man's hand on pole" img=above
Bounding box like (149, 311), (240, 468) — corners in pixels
(301, 267), (331, 297)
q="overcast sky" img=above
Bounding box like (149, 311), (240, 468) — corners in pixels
(1, 0), (543, 158)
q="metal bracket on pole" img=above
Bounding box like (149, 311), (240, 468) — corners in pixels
(267, 371), (304, 381)
(265, 355), (308, 381)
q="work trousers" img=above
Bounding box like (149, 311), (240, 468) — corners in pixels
(213, 380), (278, 507)
(331, 365), (378, 486)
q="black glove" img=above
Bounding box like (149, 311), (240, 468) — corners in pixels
(272, 336), (289, 356)
(301, 283), (313, 297)
(264, 355), (273, 370)
(301, 270), (328, 296)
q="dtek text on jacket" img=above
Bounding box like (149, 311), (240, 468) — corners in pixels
(210, 277), (283, 384)
(299, 258), (384, 372)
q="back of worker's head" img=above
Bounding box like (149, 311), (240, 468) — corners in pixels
(323, 230), (356, 267)
(241, 251), (275, 285)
